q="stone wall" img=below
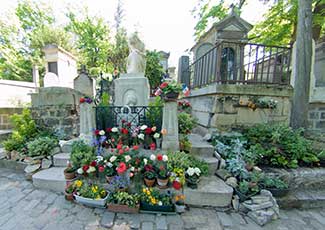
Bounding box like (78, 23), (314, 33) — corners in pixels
(185, 84), (293, 130)
(308, 102), (325, 134)
(0, 108), (23, 129)
(30, 87), (85, 139)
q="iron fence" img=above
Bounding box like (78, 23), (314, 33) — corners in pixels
(187, 41), (292, 89)
(95, 106), (163, 131)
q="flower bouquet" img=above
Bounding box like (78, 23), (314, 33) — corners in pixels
(107, 191), (140, 213)
(155, 80), (182, 101)
(73, 180), (108, 208)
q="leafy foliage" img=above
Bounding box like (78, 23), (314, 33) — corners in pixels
(107, 191), (139, 207)
(145, 50), (165, 89)
(3, 109), (38, 152)
(167, 151), (209, 176)
(27, 136), (58, 157)
(70, 140), (95, 168)
(178, 112), (196, 135)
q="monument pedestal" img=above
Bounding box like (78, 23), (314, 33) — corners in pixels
(114, 74), (150, 106)
(162, 101), (179, 151)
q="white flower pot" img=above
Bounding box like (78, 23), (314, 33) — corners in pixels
(74, 194), (108, 208)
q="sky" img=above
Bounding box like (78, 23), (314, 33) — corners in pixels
(0, 0), (269, 68)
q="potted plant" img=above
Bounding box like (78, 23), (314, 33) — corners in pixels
(144, 170), (156, 187)
(73, 180), (108, 208)
(105, 164), (116, 183)
(140, 187), (175, 213)
(156, 165), (169, 188)
(156, 80), (182, 101)
(107, 192), (140, 213)
(109, 174), (130, 192)
(235, 180), (259, 202)
(64, 184), (75, 201)
(174, 194), (186, 213)
(185, 167), (201, 189)
(64, 162), (77, 180)
(260, 176), (289, 197)
(179, 135), (192, 153)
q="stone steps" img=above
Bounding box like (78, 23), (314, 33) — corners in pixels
(53, 152), (70, 167)
(184, 175), (233, 207)
(277, 189), (325, 209)
(189, 134), (215, 158)
(32, 167), (71, 193)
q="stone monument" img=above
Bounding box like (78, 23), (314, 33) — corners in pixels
(114, 32), (150, 106)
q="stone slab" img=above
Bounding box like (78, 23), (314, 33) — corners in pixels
(32, 167), (68, 193)
(189, 134), (215, 157)
(196, 156), (219, 175)
(53, 153), (70, 167)
(184, 175), (233, 207)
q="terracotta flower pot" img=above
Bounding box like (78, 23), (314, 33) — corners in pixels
(144, 177), (155, 187)
(157, 177), (169, 188)
(64, 191), (74, 201)
(64, 169), (76, 180)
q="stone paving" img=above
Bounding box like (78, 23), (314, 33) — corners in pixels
(1, 168), (325, 230)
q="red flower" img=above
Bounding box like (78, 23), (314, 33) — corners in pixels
(111, 138), (115, 142)
(124, 146), (130, 152)
(145, 128), (152, 135)
(82, 165), (89, 172)
(133, 145), (139, 150)
(160, 82), (168, 89)
(117, 162), (127, 174)
(98, 166), (105, 172)
(157, 154), (163, 161)
(172, 181), (182, 190)
(79, 98), (85, 103)
(118, 149), (124, 155)
(117, 144), (123, 150)
(94, 130), (100, 135)
(127, 122), (131, 127)
(121, 128), (128, 135)
(90, 161), (97, 167)
(150, 143), (156, 151)
(121, 119), (126, 124)
(106, 128), (112, 133)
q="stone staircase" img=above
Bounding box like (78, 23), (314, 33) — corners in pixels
(31, 135), (233, 208)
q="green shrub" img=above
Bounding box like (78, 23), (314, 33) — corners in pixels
(167, 151), (209, 176)
(146, 96), (163, 127)
(243, 124), (319, 168)
(4, 108), (38, 152)
(70, 140), (95, 168)
(178, 112), (196, 135)
(27, 136), (58, 157)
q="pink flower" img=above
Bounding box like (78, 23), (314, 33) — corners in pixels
(98, 166), (105, 172)
(150, 143), (156, 151)
(117, 162), (127, 174)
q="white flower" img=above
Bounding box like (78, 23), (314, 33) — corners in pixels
(194, 167), (201, 176)
(77, 168), (84, 174)
(130, 166), (135, 171)
(153, 133), (160, 139)
(125, 155), (131, 163)
(158, 201), (163, 206)
(110, 156), (117, 162)
(106, 162), (113, 167)
(99, 130), (105, 136)
(138, 133), (145, 140)
(143, 158), (148, 165)
(96, 156), (103, 162)
(186, 167), (195, 177)
(111, 127), (118, 132)
(150, 154), (156, 161)
(162, 155), (168, 162)
(87, 166), (96, 173)
(140, 125), (148, 130)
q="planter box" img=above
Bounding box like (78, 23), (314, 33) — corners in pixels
(107, 204), (140, 213)
(140, 201), (175, 213)
(74, 194), (108, 208)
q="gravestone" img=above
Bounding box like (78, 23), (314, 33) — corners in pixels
(74, 66), (95, 97)
(44, 72), (60, 87)
(114, 32), (149, 106)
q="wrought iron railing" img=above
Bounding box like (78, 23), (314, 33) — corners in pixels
(187, 41), (292, 89)
(95, 106), (163, 131)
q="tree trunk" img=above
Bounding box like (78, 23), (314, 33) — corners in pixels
(290, 0), (313, 129)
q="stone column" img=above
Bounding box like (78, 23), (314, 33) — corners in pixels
(79, 103), (96, 143)
(177, 56), (190, 86)
(162, 101), (179, 151)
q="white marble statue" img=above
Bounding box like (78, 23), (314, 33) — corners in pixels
(126, 32), (146, 74)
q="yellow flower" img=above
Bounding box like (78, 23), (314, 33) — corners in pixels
(91, 186), (98, 193)
(75, 180), (83, 188)
(142, 188), (146, 193)
(95, 195), (101, 200)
